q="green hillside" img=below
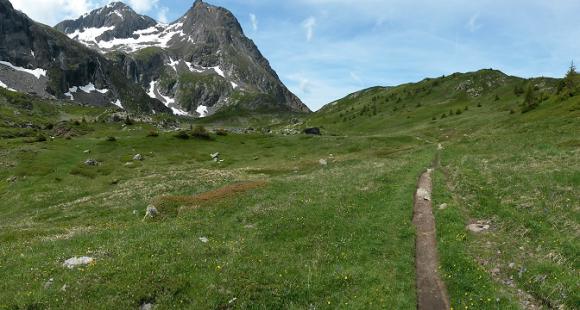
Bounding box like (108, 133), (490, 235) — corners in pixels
(0, 68), (578, 309)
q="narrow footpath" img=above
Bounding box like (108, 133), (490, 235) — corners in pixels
(413, 167), (450, 310)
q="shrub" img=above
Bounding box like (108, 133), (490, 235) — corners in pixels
(215, 128), (228, 136)
(191, 125), (210, 140)
(174, 131), (190, 140)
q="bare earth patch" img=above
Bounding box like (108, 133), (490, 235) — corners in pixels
(413, 168), (450, 310)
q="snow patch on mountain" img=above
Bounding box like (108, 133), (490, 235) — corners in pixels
(196, 105), (208, 117)
(0, 80), (16, 92)
(0, 61), (47, 79)
(112, 99), (123, 109)
(147, 80), (189, 116)
(67, 26), (115, 43)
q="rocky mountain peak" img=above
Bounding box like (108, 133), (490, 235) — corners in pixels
(55, 1), (157, 46)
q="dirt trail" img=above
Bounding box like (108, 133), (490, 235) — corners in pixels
(413, 168), (450, 310)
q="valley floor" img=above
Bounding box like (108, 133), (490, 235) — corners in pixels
(0, 103), (578, 309)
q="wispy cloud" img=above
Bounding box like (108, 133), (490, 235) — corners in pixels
(302, 17), (317, 42)
(157, 7), (170, 24)
(249, 13), (258, 32)
(467, 13), (481, 32)
(350, 71), (363, 86)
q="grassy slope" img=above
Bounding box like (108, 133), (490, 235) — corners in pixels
(306, 70), (580, 309)
(0, 69), (578, 308)
(0, 113), (431, 308)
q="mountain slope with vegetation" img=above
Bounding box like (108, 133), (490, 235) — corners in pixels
(0, 65), (577, 309)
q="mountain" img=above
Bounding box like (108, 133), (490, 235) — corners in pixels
(0, 0), (169, 113)
(306, 69), (562, 134)
(55, 0), (310, 116)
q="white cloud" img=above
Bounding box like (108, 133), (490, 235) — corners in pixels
(350, 71), (362, 85)
(249, 13), (258, 32)
(302, 17), (316, 42)
(11, 0), (96, 25)
(467, 13), (481, 32)
(157, 6), (169, 24)
(10, 0), (161, 25)
(125, 0), (158, 14)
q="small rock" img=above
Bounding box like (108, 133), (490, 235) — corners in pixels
(140, 303), (154, 310)
(111, 179), (120, 185)
(199, 237), (209, 243)
(83, 150), (91, 154)
(417, 188), (431, 201)
(63, 256), (94, 269)
(437, 143), (444, 150)
(132, 210), (138, 215)
(438, 203), (448, 210)
(43, 278), (54, 289)
(319, 159), (328, 166)
(508, 262), (516, 269)
(210, 152), (220, 159)
(467, 221), (491, 233)
(133, 154), (144, 161)
(144, 205), (158, 219)
(6, 176), (17, 183)
(61, 284), (68, 292)
(84, 159), (99, 166)
(491, 267), (501, 276)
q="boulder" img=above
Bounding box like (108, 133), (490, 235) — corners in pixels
(416, 188), (431, 201)
(84, 159), (99, 166)
(304, 127), (321, 135)
(467, 221), (491, 233)
(63, 256), (94, 269)
(144, 205), (158, 219)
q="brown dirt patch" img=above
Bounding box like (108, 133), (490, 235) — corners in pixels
(157, 180), (268, 207)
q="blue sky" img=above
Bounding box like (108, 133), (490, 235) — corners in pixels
(11, 0), (580, 110)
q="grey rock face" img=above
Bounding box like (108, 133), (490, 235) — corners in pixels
(55, 0), (311, 116)
(0, 0), (170, 114)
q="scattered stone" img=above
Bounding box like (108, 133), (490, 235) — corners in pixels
(133, 154), (144, 161)
(228, 297), (237, 304)
(140, 303), (154, 310)
(199, 237), (209, 243)
(83, 150), (91, 154)
(43, 278), (54, 289)
(319, 159), (328, 166)
(437, 143), (444, 150)
(132, 210), (138, 215)
(63, 256), (94, 269)
(6, 176), (17, 183)
(304, 127), (321, 135)
(438, 203), (448, 210)
(509, 262), (516, 269)
(144, 205), (158, 219)
(416, 188), (431, 201)
(61, 284), (68, 292)
(211, 152), (220, 162)
(84, 159), (99, 166)
(467, 221), (491, 233)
